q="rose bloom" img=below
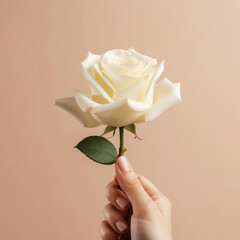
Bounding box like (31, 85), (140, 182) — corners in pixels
(55, 48), (181, 127)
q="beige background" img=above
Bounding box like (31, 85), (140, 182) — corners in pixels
(0, 0), (240, 239)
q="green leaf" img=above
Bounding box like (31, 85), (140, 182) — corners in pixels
(75, 136), (118, 165)
(124, 124), (142, 140)
(124, 124), (136, 135)
(101, 126), (117, 136)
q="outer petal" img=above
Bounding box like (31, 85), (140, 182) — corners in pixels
(93, 98), (151, 127)
(81, 52), (113, 102)
(73, 90), (106, 124)
(55, 97), (101, 128)
(73, 90), (99, 112)
(135, 78), (181, 123)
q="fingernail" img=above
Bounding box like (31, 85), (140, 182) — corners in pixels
(116, 221), (127, 232)
(117, 156), (130, 173)
(116, 197), (128, 209)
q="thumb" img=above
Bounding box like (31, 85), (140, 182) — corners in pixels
(115, 156), (151, 212)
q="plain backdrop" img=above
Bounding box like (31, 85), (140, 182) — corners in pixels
(0, 0), (240, 239)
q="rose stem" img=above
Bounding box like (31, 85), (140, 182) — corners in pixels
(118, 126), (125, 156)
(118, 126), (131, 240)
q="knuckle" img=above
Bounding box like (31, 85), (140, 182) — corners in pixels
(101, 230), (109, 240)
(102, 231), (113, 240)
(99, 220), (105, 231)
(165, 197), (171, 206)
(99, 220), (116, 240)
(106, 181), (118, 201)
(145, 201), (158, 211)
(106, 181), (114, 191)
(125, 175), (139, 187)
(135, 201), (157, 218)
(106, 190), (111, 202)
(103, 203), (113, 219)
(99, 221), (107, 239)
(162, 196), (171, 205)
(156, 196), (171, 208)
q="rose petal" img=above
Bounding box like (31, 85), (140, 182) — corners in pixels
(102, 70), (140, 88)
(55, 97), (101, 128)
(73, 90), (100, 112)
(82, 52), (113, 102)
(93, 98), (151, 127)
(93, 63), (115, 98)
(128, 47), (157, 65)
(112, 61), (164, 105)
(73, 90), (107, 124)
(101, 49), (140, 75)
(143, 60), (165, 105)
(113, 74), (151, 102)
(135, 78), (181, 123)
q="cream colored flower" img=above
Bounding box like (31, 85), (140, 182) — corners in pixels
(55, 48), (181, 127)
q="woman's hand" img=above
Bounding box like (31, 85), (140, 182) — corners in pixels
(99, 156), (172, 240)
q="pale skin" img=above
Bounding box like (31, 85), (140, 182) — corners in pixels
(99, 156), (172, 240)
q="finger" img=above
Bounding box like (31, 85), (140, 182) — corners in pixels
(103, 203), (129, 234)
(106, 181), (130, 210)
(99, 220), (118, 240)
(115, 156), (152, 212)
(138, 174), (171, 217)
(137, 174), (165, 200)
(114, 175), (118, 185)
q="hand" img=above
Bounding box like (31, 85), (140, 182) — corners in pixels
(99, 156), (172, 240)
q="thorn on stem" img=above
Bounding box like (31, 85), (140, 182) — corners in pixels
(134, 135), (142, 140)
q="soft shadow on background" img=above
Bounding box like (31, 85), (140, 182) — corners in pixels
(0, 0), (240, 239)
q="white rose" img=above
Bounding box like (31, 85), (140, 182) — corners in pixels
(55, 48), (181, 127)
